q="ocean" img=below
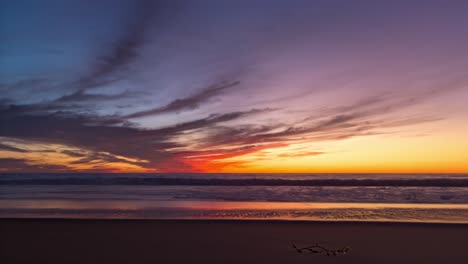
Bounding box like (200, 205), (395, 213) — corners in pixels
(1, 173), (468, 223)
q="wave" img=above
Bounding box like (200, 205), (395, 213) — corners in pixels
(2, 177), (468, 187)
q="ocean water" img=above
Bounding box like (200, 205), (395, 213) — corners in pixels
(1, 173), (468, 223)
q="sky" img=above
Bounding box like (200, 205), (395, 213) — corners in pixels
(1, 0), (468, 173)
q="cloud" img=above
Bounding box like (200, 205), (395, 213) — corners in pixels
(0, 158), (71, 172)
(170, 143), (288, 172)
(0, 94), (447, 172)
(75, 1), (155, 90)
(0, 143), (27, 153)
(54, 89), (135, 103)
(0, 96), (274, 171)
(124, 81), (240, 119)
(60, 150), (86, 158)
(183, 96), (443, 153)
(68, 151), (147, 167)
(0, 1), (157, 104)
(0, 73), (453, 172)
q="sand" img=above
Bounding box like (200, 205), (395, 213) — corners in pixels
(1, 219), (467, 264)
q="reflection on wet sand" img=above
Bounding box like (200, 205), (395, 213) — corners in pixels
(2, 200), (468, 223)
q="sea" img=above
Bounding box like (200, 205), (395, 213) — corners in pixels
(1, 173), (468, 223)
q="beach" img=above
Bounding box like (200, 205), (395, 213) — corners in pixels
(1, 219), (467, 264)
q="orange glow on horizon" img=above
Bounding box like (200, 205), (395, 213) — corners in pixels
(1, 117), (467, 173)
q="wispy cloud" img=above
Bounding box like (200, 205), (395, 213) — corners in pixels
(74, 0), (155, 91)
(54, 89), (136, 103)
(0, 95), (276, 171)
(0, 158), (71, 172)
(0, 143), (27, 153)
(124, 81), (240, 118)
(0, 81), (450, 172)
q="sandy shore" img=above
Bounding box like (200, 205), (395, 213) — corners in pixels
(1, 219), (467, 264)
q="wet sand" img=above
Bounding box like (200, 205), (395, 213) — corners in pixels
(1, 219), (467, 264)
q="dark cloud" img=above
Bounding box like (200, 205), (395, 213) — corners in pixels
(0, 95), (445, 172)
(54, 89), (135, 103)
(75, 0), (155, 90)
(0, 143), (27, 153)
(60, 150), (86, 158)
(0, 100), (83, 118)
(0, 98), (274, 171)
(68, 151), (146, 167)
(0, 158), (71, 172)
(124, 81), (240, 119)
(0, 72), (450, 172)
(153, 108), (273, 135)
(191, 98), (443, 151)
(0, 1), (169, 109)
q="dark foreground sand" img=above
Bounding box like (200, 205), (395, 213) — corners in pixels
(1, 219), (468, 264)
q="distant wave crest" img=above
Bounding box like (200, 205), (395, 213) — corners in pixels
(2, 177), (468, 187)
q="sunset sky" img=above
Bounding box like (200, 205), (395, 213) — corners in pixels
(1, 0), (468, 173)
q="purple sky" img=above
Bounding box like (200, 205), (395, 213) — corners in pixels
(1, 0), (468, 172)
